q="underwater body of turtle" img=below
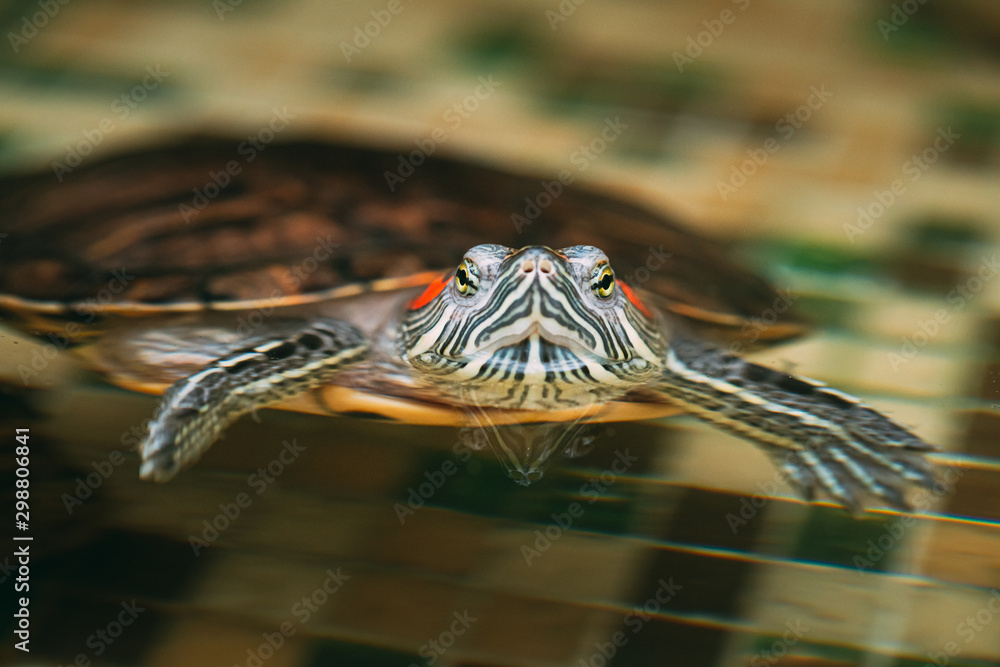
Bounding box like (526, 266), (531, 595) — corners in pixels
(0, 138), (935, 510)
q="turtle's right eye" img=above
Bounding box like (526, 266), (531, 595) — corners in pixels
(591, 262), (615, 299)
(455, 258), (479, 296)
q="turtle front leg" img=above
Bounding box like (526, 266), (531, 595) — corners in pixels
(657, 337), (937, 511)
(140, 319), (368, 482)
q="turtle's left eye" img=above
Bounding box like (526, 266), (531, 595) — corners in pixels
(455, 258), (479, 296)
(591, 262), (615, 299)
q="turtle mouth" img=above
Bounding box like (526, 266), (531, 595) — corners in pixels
(469, 322), (627, 367)
(426, 330), (659, 411)
(458, 328), (658, 389)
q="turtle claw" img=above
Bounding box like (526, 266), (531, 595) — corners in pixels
(140, 405), (209, 482)
(138, 450), (180, 482)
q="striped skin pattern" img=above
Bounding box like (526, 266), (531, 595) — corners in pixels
(137, 242), (936, 510)
(402, 244), (936, 510)
(140, 320), (367, 481)
(401, 245), (665, 410)
(661, 337), (936, 511)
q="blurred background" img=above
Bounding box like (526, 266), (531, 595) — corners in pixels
(1, 1), (999, 666)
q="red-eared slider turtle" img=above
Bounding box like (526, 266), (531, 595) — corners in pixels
(0, 138), (936, 510)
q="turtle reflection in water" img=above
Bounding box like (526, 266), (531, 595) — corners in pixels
(0, 139), (936, 511)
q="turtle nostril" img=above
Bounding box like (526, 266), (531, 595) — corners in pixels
(521, 260), (535, 274)
(538, 259), (553, 274)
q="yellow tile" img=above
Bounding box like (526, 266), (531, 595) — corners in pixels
(476, 528), (646, 604)
(369, 507), (491, 577)
(147, 616), (306, 667)
(192, 551), (351, 627)
(670, 426), (795, 499)
(903, 585), (1000, 660)
(920, 520), (1000, 590)
(745, 562), (904, 645)
(240, 492), (388, 559)
(468, 594), (593, 665)
(324, 571), (474, 646)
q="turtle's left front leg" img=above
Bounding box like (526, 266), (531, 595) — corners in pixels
(140, 319), (368, 481)
(657, 337), (937, 511)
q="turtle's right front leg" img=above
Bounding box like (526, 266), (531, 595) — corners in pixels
(139, 319), (368, 481)
(656, 337), (937, 511)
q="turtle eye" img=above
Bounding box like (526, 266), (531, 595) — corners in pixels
(455, 258), (479, 296)
(591, 262), (615, 299)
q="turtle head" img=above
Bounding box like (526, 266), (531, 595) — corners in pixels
(401, 244), (665, 409)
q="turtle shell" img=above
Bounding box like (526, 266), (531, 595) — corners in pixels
(0, 137), (802, 334)
(0, 137), (805, 423)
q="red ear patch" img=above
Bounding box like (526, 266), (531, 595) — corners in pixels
(618, 281), (653, 318)
(408, 273), (452, 310)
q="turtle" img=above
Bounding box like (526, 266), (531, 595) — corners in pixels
(0, 137), (936, 510)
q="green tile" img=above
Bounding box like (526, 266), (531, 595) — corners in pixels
(521, 475), (642, 534)
(0, 129), (13, 160)
(903, 216), (989, 253)
(565, 494), (637, 534)
(408, 448), (641, 533)
(0, 62), (175, 101)
(451, 18), (549, 70)
(792, 505), (909, 573)
(536, 60), (718, 117)
(745, 637), (862, 666)
(935, 102), (1000, 167)
(864, 2), (955, 57)
(307, 639), (423, 667)
(790, 294), (857, 329)
(405, 450), (521, 518)
(942, 103), (1000, 144)
(890, 653), (999, 667)
(745, 239), (877, 277)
